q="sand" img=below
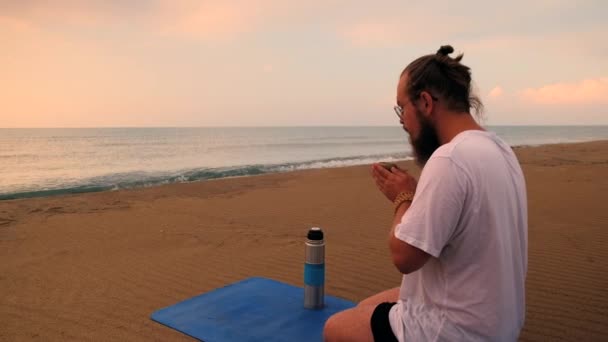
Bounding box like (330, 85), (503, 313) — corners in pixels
(1, 140), (607, 341)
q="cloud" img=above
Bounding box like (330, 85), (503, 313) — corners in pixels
(481, 78), (608, 125)
(488, 86), (504, 99)
(519, 78), (608, 106)
(153, 0), (346, 41)
(156, 1), (258, 40)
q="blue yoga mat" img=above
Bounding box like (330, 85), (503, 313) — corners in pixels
(151, 277), (356, 342)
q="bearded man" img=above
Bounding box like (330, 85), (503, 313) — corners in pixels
(323, 45), (528, 342)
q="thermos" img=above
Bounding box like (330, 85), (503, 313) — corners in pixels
(304, 227), (325, 309)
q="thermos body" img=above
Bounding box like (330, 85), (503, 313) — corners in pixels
(304, 227), (325, 309)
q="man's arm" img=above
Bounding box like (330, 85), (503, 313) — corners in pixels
(388, 201), (431, 274)
(371, 163), (431, 274)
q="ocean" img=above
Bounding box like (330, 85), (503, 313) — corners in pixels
(1, 126), (607, 200)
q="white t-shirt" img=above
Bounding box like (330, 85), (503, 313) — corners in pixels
(389, 130), (528, 341)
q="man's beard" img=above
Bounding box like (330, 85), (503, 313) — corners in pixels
(410, 110), (441, 166)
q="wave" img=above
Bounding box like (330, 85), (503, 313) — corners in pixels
(0, 152), (413, 201)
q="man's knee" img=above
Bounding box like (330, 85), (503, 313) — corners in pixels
(323, 313), (339, 342)
(324, 308), (374, 342)
(324, 310), (355, 342)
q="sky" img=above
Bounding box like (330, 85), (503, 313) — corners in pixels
(1, 0), (607, 127)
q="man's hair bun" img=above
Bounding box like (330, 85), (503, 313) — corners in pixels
(437, 45), (454, 56)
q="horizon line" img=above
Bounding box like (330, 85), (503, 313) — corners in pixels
(1, 124), (608, 129)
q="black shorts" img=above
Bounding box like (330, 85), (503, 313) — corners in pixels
(370, 302), (398, 342)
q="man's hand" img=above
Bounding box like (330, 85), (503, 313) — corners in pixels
(371, 164), (418, 202)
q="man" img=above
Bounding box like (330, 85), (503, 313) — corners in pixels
(323, 45), (528, 341)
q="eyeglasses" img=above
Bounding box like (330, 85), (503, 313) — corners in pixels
(394, 105), (405, 121)
(393, 93), (439, 121)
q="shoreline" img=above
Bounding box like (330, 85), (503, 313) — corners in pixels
(2, 139), (607, 202)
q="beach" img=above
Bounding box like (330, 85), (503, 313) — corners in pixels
(1, 140), (607, 341)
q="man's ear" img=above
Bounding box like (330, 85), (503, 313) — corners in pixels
(419, 91), (435, 117)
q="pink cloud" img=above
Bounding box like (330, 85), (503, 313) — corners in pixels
(154, 1), (338, 41)
(488, 86), (504, 99)
(519, 78), (608, 105)
(157, 2), (257, 40)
